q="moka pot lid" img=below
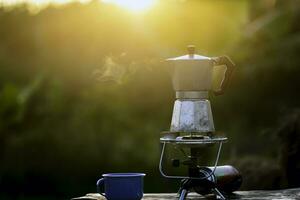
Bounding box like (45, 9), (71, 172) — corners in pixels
(166, 45), (212, 61)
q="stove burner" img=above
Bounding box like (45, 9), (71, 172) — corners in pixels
(180, 135), (210, 140)
(160, 133), (227, 147)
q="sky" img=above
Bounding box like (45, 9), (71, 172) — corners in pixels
(0, 0), (161, 15)
(0, 0), (89, 6)
(0, 0), (158, 12)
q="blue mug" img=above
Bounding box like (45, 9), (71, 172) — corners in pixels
(96, 173), (146, 200)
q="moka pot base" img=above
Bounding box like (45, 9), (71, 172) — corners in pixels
(170, 99), (215, 133)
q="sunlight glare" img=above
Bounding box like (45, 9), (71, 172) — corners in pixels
(102, 0), (156, 12)
(0, 0), (90, 7)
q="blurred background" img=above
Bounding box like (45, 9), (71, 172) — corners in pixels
(0, 0), (300, 199)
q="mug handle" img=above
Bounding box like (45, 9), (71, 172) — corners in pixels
(212, 55), (235, 96)
(96, 178), (106, 198)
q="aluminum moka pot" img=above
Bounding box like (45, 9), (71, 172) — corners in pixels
(166, 45), (235, 133)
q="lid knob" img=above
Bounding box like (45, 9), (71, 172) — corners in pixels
(187, 45), (195, 58)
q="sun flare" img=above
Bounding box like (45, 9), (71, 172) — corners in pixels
(102, 0), (156, 12)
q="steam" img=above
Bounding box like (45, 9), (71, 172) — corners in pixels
(93, 53), (136, 84)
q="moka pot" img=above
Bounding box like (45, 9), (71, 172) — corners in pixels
(166, 45), (235, 133)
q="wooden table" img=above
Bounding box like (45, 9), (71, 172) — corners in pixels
(72, 188), (300, 200)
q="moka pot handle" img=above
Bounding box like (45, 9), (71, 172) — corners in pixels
(212, 55), (235, 95)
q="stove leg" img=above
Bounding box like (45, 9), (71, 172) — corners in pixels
(212, 188), (226, 200)
(179, 188), (188, 200)
(177, 179), (190, 200)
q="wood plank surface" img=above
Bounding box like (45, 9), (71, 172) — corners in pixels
(72, 188), (300, 200)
